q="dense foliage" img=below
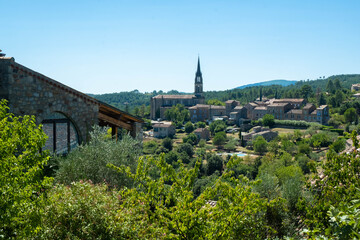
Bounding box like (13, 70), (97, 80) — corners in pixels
(0, 100), (52, 238)
(54, 126), (142, 188)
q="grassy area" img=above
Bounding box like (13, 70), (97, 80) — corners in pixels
(271, 127), (306, 136)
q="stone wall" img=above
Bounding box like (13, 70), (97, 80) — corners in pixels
(0, 57), (99, 143)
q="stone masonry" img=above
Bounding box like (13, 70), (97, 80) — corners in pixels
(0, 57), (99, 143)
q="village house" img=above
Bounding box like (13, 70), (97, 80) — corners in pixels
(242, 126), (278, 142)
(243, 98), (329, 125)
(194, 128), (210, 141)
(152, 122), (176, 138)
(351, 83), (360, 91)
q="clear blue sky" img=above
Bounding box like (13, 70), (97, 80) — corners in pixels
(1, 0), (360, 94)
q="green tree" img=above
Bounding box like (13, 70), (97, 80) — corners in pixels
(38, 181), (126, 239)
(55, 126), (141, 188)
(318, 93), (327, 105)
(183, 132), (198, 145)
(327, 79), (335, 94)
(331, 137), (346, 153)
(335, 90), (345, 107)
(302, 131), (360, 238)
(184, 121), (194, 133)
(344, 107), (358, 124)
(301, 84), (313, 100)
(177, 143), (194, 158)
(213, 131), (227, 148)
(253, 136), (268, 155)
(164, 104), (190, 123)
(0, 100), (52, 238)
(209, 120), (226, 135)
(262, 114), (275, 127)
(143, 140), (159, 154)
(206, 154), (223, 175)
(162, 137), (173, 151)
(334, 78), (342, 90)
(195, 121), (206, 128)
(108, 155), (268, 239)
(206, 99), (225, 106)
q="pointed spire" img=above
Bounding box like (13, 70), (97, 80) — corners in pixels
(196, 56), (201, 74)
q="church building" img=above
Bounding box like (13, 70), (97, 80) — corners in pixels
(150, 57), (205, 120)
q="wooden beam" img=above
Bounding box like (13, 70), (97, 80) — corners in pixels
(98, 112), (132, 131)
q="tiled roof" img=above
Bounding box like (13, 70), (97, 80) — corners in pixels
(268, 103), (289, 107)
(152, 123), (173, 128)
(189, 104), (210, 109)
(254, 106), (267, 110)
(288, 109), (303, 114)
(303, 103), (315, 109)
(210, 105), (226, 110)
(233, 106), (245, 110)
(273, 98), (305, 103)
(153, 94), (196, 99)
(194, 128), (208, 133)
(225, 100), (236, 104)
(317, 105), (328, 109)
(247, 102), (258, 107)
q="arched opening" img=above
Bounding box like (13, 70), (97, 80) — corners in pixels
(42, 112), (79, 154)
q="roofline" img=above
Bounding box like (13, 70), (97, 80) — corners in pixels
(98, 100), (143, 123)
(2, 58), (143, 123)
(6, 59), (99, 105)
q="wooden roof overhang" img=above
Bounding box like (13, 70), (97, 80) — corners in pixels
(98, 101), (143, 131)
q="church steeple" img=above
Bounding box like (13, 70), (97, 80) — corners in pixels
(194, 56), (203, 98)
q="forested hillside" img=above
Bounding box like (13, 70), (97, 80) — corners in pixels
(235, 79), (297, 89)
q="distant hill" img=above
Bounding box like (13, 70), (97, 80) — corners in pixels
(235, 80), (297, 89)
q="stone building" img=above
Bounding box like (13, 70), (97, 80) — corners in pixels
(245, 98), (330, 125)
(194, 128), (210, 141)
(0, 54), (143, 154)
(150, 57), (205, 120)
(351, 84), (360, 91)
(152, 122), (176, 138)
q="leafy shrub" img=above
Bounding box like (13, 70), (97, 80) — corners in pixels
(206, 154), (223, 175)
(329, 128), (344, 135)
(209, 120), (227, 135)
(155, 146), (169, 154)
(0, 100), (52, 238)
(253, 136), (268, 155)
(108, 155), (269, 239)
(296, 154), (311, 174)
(213, 131), (227, 148)
(183, 133), (198, 145)
(37, 181), (125, 239)
(162, 137), (173, 151)
(143, 140), (159, 154)
(196, 121), (206, 128)
(298, 142), (311, 155)
(274, 119), (321, 128)
(184, 121), (194, 133)
(177, 143), (194, 158)
(198, 139), (206, 148)
(262, 114), (275, 127)
(55, 126), (141, 188)
(331, 137), (346, 153)
(164, 151), (179, 165)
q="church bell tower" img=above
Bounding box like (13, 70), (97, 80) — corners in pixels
(194, 57), (204, 98)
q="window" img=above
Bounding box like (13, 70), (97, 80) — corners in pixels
(42, 112), (79, 155)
